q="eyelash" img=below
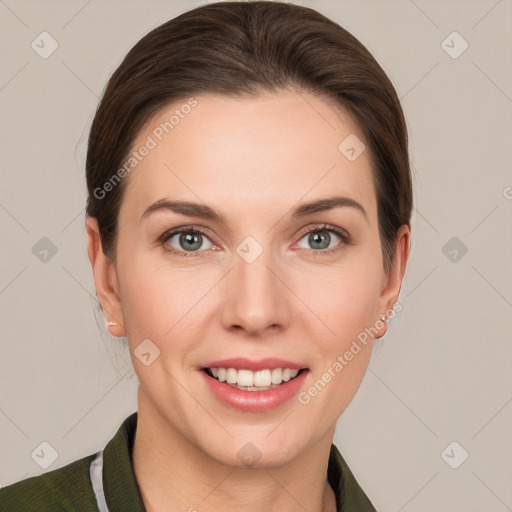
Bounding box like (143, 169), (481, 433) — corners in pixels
(158, 223), (351, 258)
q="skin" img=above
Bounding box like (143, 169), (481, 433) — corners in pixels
(86, 90), (410, 512)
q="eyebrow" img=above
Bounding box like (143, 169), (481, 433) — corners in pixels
(140, 195), (368, 224)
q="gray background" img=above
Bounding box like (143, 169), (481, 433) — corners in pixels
(1, 0), (511, 510)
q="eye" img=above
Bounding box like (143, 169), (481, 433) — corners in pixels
(158, 223), (351, 258)
(296, 224), (350, 256)
(159, 226), (214, 257)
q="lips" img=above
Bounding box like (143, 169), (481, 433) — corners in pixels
(200, 365), (309, 412)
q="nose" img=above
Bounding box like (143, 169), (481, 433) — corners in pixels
(220, 244), (291, 337)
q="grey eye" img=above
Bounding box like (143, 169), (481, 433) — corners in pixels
(297, 229), (342, 251)
(166, 230), (212, 252)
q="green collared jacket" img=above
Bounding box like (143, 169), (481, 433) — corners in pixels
(0, 412), (377, 511)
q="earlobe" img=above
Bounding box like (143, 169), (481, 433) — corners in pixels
(85, 216), (126, 337)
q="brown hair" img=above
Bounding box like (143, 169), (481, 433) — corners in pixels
(86, 0), (412, 274)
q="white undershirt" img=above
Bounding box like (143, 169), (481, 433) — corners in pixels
(89, 450), (110, 512)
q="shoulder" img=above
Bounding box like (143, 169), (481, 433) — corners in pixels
(0, 452), (99, 512)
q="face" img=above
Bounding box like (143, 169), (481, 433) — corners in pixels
(87, 90), (409, 467)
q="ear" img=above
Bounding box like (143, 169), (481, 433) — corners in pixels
(85, 216), (126, 337)
(375, 224), (411, 339)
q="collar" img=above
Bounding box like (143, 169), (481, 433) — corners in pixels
(97, 412), (376, 511)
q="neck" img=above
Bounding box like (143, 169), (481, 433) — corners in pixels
(132, 389), (337, 512)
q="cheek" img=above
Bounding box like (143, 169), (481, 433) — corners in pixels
(298, 277), (378, 418)
(117, 252), (218, 344)
(294, 260), (382, 345)
(116, 249), (177, 338)
(294, 259), (381, 409)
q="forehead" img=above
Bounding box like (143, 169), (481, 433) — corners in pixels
(119, 91), (377, 226)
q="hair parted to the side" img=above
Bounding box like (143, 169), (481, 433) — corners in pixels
(86, 0), (413, 275)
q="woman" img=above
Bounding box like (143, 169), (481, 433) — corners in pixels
(0, 1), (411, 510)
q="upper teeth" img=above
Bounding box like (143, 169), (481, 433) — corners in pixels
(209, 368), (300, 387)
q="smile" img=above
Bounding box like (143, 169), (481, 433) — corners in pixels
(200, 366), (309, 412)
(204, 367), (304, 391)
